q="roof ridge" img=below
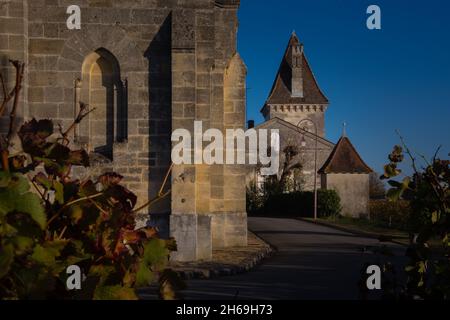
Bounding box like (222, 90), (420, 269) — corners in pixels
(261, 33), (329, 112)
(254, 117), (335, 146)
(319, 136), (373, 174)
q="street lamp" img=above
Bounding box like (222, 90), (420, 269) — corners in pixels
(297, 119), (318, 221)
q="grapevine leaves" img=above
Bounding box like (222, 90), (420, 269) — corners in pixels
(0, 173), (46, 229)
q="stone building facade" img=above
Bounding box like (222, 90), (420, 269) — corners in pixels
(0, 0), (247, 261)
(319, 135), (373, 218)
(251, 32), (373, 218)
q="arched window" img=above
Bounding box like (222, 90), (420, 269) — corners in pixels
(77, 48), (127, 159)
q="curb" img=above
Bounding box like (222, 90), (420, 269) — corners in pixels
(171, 231), (274, 280)
(296, 217), (409, 247)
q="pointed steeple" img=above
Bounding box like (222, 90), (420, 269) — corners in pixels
(342, 122), (347, 137)
(291, 34), (304, 97)
(263, 33), (328, 107)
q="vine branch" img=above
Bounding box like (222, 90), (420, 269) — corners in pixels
(133, 163), (173, 214)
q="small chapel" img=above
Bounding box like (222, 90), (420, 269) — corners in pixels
(250, 32), (373, 218)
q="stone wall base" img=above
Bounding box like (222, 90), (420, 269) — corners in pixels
(211, 212), (248, 249)
(169, 212), (248, 262)
(170, 214), (212, 262)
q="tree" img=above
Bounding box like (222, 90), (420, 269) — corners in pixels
(369, 172), (386, 199)
(265, 143), (304, 195)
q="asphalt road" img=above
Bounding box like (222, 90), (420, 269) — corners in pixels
(180, 217), (407, 300)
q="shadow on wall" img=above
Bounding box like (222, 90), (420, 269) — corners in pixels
(144, 14), (173, 238)
(0, 55), (12, 134)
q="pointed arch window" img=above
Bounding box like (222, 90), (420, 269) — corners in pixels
(76, 48), (127, 159)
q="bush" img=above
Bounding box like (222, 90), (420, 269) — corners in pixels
(0, 61), (182, 300)
(246, 182), (265, 215)
(248, 189), (341, 218)
(318, 190), (342, 218)
(369, 200), (410, 230)
(369, 143), (449, 299)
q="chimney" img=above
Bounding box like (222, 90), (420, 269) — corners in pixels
(247, 120), (255, 129)
(291, 42), (304, 98)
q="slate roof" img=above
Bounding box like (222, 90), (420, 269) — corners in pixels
(318, 136), (373, 174)
(263, 33), (328, 110)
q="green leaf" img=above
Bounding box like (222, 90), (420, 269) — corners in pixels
(0, 171), (11, 187)
(34, 172), (52, 190)
(443, 234), (450, 247)
(0, 174), (46, 229)
(431, 211), (439, 224)
(405, 265), (415, 272)
(15, 193), (46, 229)
(13, 236), (34, 255)
(401, 177), (411, 189)
(88, 265), (116, 287)
(418, 261), (427, 274)
(382, 163), (401, 179)
(135, 261), (155, 288)
(1, 223), (18, 237)
(9, 174), (31, 194)
(93, 285), (138, 300)
(387, 188), (403, 202)
(53, 180), (64, 205)
(0, 244), (14, 279)
(31, 240), (67, 267)
(143, 239), (170, 271)
(69, 205), (83, 224)
(386, 177), (411, 202)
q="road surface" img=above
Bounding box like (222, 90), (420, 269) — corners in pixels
(180, 217), (406, 300)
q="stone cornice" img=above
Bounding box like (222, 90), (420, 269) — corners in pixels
(264, 103), (328, 114)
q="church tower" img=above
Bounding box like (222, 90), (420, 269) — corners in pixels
(261, 32), (329, 137)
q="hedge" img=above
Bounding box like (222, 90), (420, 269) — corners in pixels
(368, 199), (410, 230)
(249, 189), (342, 218)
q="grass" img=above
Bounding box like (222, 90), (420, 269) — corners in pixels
(304, 216), (410, 243)
(304, 216), (449, 252)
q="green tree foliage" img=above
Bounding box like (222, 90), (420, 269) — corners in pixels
(246, 143), (304, 215)
(247, 189), (341, 218)
(0, 60), (183, 300)
(368, 200), (410, 230)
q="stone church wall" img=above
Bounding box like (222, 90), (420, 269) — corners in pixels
(0, 0), (248, 262)
(321, 173), (370, 218)
(0, 0), (29, 133)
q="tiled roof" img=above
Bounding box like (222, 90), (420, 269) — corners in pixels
(318, 136), (373, 174)
(264, 33), (329, 107)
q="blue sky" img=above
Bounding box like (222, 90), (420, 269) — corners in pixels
(237, 0), (450, 176)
